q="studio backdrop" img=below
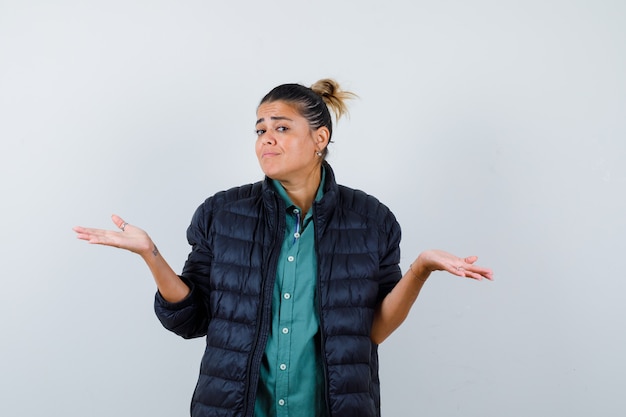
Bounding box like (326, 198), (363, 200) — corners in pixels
(1, 1), (624, 416)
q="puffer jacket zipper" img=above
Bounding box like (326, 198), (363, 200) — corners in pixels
(313, 202), (333, 417)
(242, 193), (285, 417)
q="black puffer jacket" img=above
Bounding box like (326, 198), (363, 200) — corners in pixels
(155, 163), (402, 417)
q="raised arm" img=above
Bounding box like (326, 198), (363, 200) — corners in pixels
(371, 249), (493, 344)
(73, 214), (190, 303)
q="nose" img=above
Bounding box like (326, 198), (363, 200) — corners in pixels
(262, 133), (276, 145)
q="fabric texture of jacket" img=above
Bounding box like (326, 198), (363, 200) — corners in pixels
(154, 163), (402, 417)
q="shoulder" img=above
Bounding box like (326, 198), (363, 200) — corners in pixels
(328, 184), (402, 256)
(201, 181), (264, 209)
(322, 163), (384, 215)
(336, 184), (397, 225)
(190, 181), (266, 228)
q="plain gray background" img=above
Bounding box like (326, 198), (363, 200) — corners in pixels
(1, 0), (624, 415)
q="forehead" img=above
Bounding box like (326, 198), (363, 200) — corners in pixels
(256, 101), (303, 122)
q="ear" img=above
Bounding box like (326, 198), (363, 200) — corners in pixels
(314, 126), (330, 151)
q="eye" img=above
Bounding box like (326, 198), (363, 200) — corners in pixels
(255, 129), (266, 136)
(276, 126), (288, 132)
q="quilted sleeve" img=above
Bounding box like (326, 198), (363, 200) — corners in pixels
(154, 198), (214, 339)
(376, 207), (402, 303)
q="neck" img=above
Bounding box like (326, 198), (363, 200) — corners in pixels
(277, 165), (322, 213)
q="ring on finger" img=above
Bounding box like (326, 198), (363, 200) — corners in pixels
(120, 222), (128, 231)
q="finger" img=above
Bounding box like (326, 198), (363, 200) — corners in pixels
(470, 264), (493, 277)
(73, 225), (108, 236)
(74, 231), (93, 242)
(448, 264), (467, 277)
(450, 262), (493, 281)
(463, 255), (478, 265)
(460, 256), (494, 280)
(111, 214), (126, 229)
(73, 225), (119, 245)
(465, 266), (494, 281)
(445, 267), (492, 282)
(480, 267), (494, 279)
(464, 270), (484, 281)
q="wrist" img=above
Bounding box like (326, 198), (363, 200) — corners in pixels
(139, 241), (159, 261)
(409, 261), (430, 282)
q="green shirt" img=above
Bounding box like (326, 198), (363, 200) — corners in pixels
(254, 169), (327, 417)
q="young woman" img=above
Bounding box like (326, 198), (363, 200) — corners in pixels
(74, 79), (493, 417)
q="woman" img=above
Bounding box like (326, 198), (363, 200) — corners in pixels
(73, 79), (493, 417)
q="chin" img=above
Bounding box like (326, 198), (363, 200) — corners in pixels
(259, 161), (282, 179)
(259, 166), (280, 180)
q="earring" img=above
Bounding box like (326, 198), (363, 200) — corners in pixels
(316, 151), (323, 157)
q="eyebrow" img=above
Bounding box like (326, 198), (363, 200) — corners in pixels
(256, 116), (294, 125)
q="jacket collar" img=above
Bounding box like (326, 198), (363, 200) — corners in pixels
(261, 161), (339, 217)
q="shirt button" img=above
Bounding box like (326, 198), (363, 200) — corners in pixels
(280, 363), (287, 371)
(283, 293), (291, 300)
(282, 327), (289, 334)
(293, 232), (300, 239)
(287, 256), (295, 262)
(278, 399), (285, 406)
(293, 208), (299, 214)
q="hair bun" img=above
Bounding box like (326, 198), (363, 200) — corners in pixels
(310, 79), (356, 121)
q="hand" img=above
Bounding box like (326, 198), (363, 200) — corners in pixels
(73, 214), (155, 258)
(413, 249), (494, 281)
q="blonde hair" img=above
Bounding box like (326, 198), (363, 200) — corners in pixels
(310, 78), (357, 122)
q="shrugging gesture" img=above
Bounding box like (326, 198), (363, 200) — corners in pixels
(371, 249), (493, 344)
(73, 214), (155, 257)
(413, 249), (494, 281)
(73, 78), (494, 417)
(73, 214), (190, 303)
